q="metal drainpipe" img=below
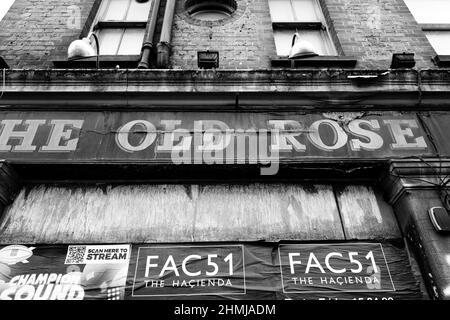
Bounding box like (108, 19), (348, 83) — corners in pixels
(157, 0), (176, 68)
(138, 0), (161, 69)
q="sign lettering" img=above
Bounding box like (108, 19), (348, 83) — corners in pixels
(0, 112), (434, 170)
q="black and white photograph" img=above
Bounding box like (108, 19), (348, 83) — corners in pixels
(0, 0), (449, 315)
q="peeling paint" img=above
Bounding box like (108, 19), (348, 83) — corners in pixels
(0, 184), (348, 243)
(336, 185), (401, 239)
(0, 183), (402, 243)
(322, 112), (366, 124)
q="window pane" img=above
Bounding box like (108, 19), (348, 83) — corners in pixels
(274, 29), (335, 56)
(268, 0), (294, 22)
(100, 0), (130, 21)
(301, 29), (335, 55)
(97, 28), (123, 55)
(0, 0), (15, 22)
(117, 28), (145, 54)
(292, 0), (321, 22)
(404, 0), (450, 24)
(191, 10), (230, 21)
(274, 30), (295, 56)
(126, 0), (152, 21)
(269, 0), (320, 22)
(425, 31), (450, 55)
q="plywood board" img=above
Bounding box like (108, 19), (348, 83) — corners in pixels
(335, 185), (401, 240)
(0, 184), (346, 243)
(0, 185), (196, 243)
(193, 184), (345, 241)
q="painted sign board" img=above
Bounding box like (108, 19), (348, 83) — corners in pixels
(0, 242), (424, 300)
(0, 112), (435, 165)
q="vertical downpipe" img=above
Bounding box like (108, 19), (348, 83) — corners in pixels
(138, 0), (161, 69)
(157, 0), (176, 68)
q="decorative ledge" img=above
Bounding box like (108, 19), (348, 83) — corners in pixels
(0, 68), (440, 108)
(53, 55), (141, 69)
(271, 56), (357, 68)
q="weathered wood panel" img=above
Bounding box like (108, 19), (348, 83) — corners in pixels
(335, 185), (401, 240)
(0, 185), (196, 243)
(0, 184), (346, 243)
(193, 184), (345, 241)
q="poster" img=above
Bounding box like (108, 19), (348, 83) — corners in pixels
(279, 243), (394, 293)
(131, 245), (245, 297)
(127, 242), (423, 300)
(0, 242), (424, 300)
(0, 244), (130, 300)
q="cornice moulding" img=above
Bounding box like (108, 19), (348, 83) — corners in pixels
(0, 69), (449, 108)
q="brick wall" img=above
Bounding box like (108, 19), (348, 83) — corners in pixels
(324, 0), (436, 69)
(170, 0), (276, 69)
(0, 0), (440, 69)
(0, 0), (95, 68)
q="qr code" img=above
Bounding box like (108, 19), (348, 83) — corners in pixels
(65, 246), (86, 264)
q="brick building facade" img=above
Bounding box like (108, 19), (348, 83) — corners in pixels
(0, 0), (449, 300)
(0, 0), (441, 69)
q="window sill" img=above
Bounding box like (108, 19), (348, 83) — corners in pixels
(271, 56), (357, 68)
(433, 55), (450, 67)
(53, 55), (141, 69)
(420, 24), (450, 31)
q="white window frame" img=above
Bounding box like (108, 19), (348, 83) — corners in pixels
(268, 0), (337, 57)
(90, 0), (153, 56)
(404, 0), (450, 56)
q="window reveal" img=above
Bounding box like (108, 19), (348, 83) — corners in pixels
(92, 0), (153, 55)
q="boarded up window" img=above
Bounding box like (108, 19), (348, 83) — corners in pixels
(0, 184), (400, 244)
(334, 185), (400, 240)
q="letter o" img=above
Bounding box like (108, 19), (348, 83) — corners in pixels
(116, 120), (157, 152)
(0, 287), (16, 300)
(14, 285), (35, 300)
(308, 119), (348, 151)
